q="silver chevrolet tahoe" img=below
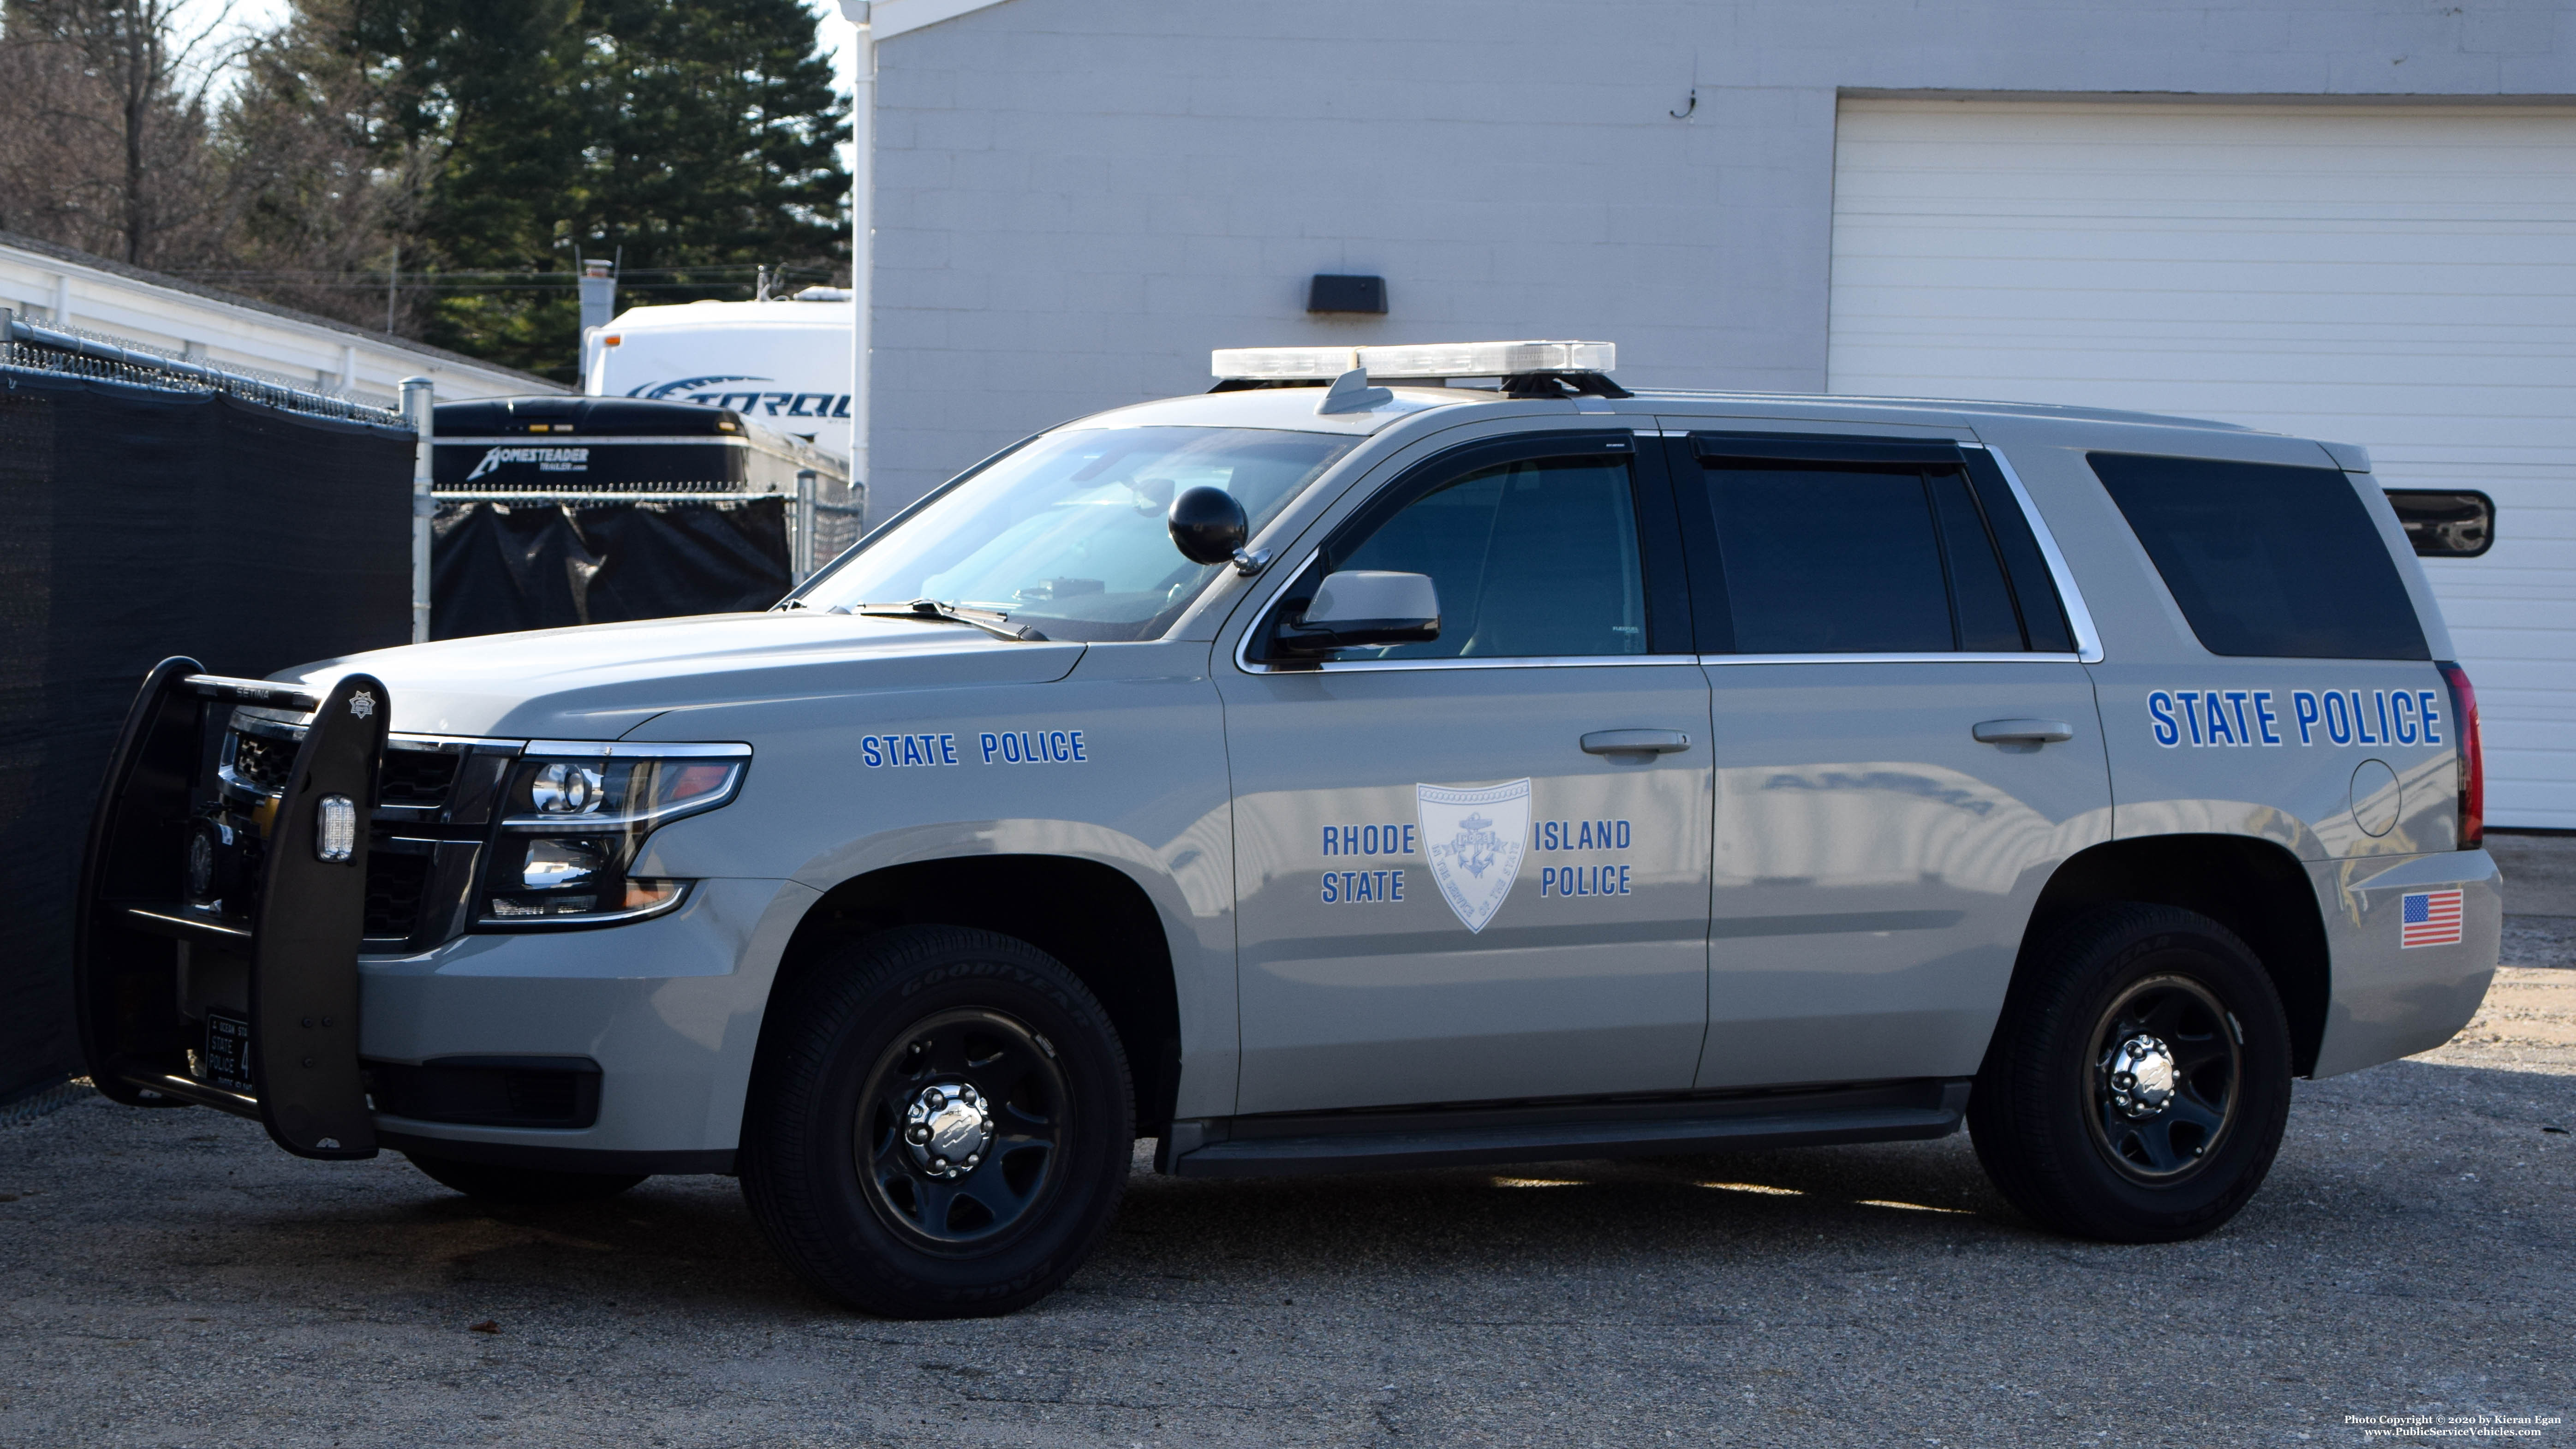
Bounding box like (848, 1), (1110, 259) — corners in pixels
(75, 340), (2501, 1319)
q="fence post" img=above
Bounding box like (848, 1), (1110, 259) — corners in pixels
(401, 378), (435, 643)
(794, 468), (819, 583)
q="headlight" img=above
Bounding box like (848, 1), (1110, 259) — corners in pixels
(476, 745), (747, 927)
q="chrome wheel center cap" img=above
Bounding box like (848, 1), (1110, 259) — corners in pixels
(2104, 1034), (2178, 1119)
(902, 1083), (994, 1179)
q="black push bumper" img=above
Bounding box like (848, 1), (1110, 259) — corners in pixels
(74, 658), (389, 1159)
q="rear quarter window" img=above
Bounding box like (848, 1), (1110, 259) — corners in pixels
(2087, 453), (2429, 661)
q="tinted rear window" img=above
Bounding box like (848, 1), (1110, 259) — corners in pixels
(2087, 453), (2427, 660)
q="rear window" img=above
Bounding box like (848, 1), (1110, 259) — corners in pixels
(2087, 453), (2427, 660)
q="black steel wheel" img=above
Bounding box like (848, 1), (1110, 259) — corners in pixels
(1970, 903), (2292, 1242)
(856, 1008), (1071, 1251)
(739, 925), (1133, 1318)
(2085, 974), (2242, 1182)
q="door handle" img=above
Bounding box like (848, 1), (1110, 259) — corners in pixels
(1581, 729), (1691, 756)
(1972, 718), (2075, 745)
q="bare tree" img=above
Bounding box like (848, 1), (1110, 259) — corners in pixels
(0, 0), (244, 268)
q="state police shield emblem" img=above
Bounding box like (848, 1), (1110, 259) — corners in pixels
(1417, 780), (1532, 933)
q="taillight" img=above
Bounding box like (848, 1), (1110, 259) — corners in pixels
(2437, 661), (2483, 848)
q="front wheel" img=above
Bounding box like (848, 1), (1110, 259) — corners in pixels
(739, 926), (1133, 1318)
(1970, 903), (2293, 1242)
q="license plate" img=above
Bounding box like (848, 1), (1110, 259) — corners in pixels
(201, 1011), (253, 1094)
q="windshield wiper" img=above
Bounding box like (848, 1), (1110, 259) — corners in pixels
(852, 598), (1049, 642)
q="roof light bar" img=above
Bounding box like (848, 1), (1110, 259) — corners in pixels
(1211, 340), (1616, 381)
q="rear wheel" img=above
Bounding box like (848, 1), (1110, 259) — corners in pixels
(1970, 903), (2293, 1242)
(739, 925), (1133, 1318)
(404, 1151), (646, 1205)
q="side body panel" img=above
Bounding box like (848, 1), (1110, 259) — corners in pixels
(1977, 416), (2501, 1076)
(2309, 848), (2501, 1076)
(1221, 659), (1715, 1113)
(1695, 659), (2112, 1087)
(626, 637), (1243, 1121)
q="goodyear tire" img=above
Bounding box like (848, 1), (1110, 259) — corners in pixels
(1969, 903), (2293, 1242)
(404, 1151), (646, 1205)
(739, 925), (1133, 1318)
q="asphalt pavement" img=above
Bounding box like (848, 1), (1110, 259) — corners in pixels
(4, 835), (2571, 1448)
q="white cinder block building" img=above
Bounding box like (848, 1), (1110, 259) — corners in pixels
(1, 230), (558, 406)
(852, 0), (2576, 827)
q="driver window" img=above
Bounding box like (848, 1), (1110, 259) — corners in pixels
(1329, 454), (1648, 661)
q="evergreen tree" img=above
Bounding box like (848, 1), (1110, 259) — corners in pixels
(334, 0), (850, 378)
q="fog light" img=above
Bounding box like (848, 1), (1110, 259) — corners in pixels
(315, 795), (357, 862)
(531, 762), (606, 814)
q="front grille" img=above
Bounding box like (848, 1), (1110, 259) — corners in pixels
(363, 849), (433, 940)
(229, 733), (293, 793)
(378, 750), (462, 807)
(228, 730), (464, 811)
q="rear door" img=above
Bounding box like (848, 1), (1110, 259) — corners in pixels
(1661, 429), (2114, 1090)
(1218, 430), (1714, 1115)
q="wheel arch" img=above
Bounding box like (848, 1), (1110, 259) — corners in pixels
(2015, 834), (2331, 1077)
(766, 854), (1185, 1135)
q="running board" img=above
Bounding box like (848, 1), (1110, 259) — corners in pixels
(1160, 1079), (1971, 1178)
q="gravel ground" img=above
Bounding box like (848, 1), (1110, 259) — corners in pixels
(5, 1058), (2570, 1447)
(2492, 831), (2576, 971)
(5, 835), (2569, 1448)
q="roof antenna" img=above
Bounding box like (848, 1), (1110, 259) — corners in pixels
(1316, 367), (1391, 416)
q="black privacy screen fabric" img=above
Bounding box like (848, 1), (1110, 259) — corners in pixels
(0, 370), (411, 1098)
(430, 499), (789, 639)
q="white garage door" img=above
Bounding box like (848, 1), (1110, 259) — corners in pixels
(1830, 99), (2576, 830)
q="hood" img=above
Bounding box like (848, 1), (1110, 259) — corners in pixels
(277, 612), (1087, 739)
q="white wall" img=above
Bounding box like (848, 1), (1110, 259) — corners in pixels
(0, 241), (557, 406)
(864, 0), (2575, 514)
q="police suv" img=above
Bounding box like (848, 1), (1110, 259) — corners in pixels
(76, 340), (2500, 1318)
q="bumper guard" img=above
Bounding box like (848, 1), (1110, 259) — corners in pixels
(74, 658), (389, 1159)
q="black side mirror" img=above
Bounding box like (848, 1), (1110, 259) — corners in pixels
(1167, 486), (1247, 565)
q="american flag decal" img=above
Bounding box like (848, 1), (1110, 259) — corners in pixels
(2401, 889), (2465, 949)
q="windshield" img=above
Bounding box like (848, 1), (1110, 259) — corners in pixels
(795, 426), (1356, 641)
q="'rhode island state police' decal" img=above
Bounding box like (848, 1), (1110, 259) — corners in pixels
(1417, 780), (1531, 934)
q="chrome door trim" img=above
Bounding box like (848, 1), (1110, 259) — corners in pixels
(1697, 651), (2085, 668)
(1238, 650), (1700, 678)
(1961, 441), (2105, 664)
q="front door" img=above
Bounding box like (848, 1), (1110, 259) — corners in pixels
(1662, 429), (2114, 1090)
(1219, 431), (1713, 1115)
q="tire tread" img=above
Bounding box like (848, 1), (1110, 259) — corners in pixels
(1970, 902), (2291, 1242)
